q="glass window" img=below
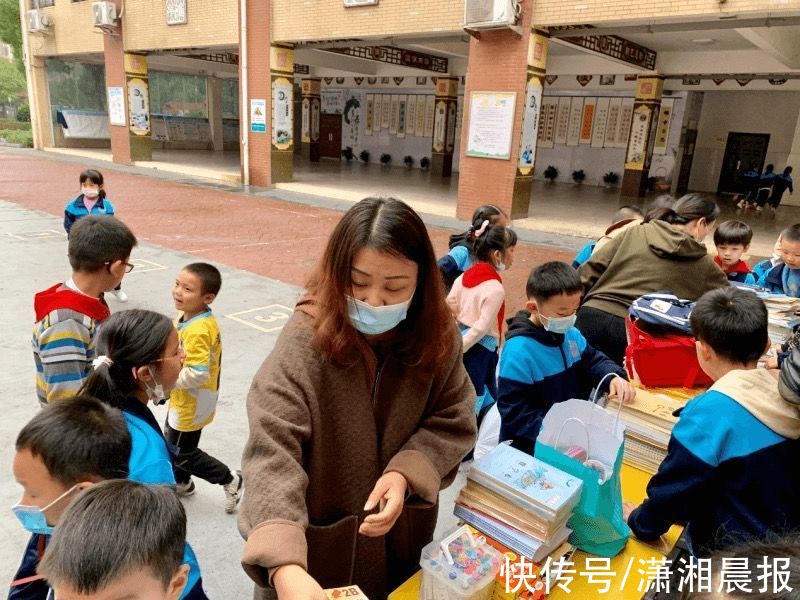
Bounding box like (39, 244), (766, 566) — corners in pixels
(149, 71), (207, 117)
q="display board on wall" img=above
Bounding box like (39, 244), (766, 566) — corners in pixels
(405, 96), (416, 136)
(625, 104), (652, 169)
(250, 99), (266, 133)
(373, 95), (382, 132)
(604, 98), (622, 147)
(465, 91), (516, 160)
(591, 97), (610, 148)
(390, 95), (400, 135)
(415, 96), (426, 136)
(107, 87), (126, 126)
(446, 101), (457, 152)
(382, 95), (391, 129)
(272, 79), (293, 149)
(617, 98), (635, 150)
(566, 97), (583, 147)
(321, 90), (344, 114)
(397, 96), (407, 139)
(537, 98), (556, 149)
(423, 96), (435, 138)
(518, 77), (543, 173)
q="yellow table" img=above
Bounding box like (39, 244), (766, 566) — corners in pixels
(389, 464), (683, 600)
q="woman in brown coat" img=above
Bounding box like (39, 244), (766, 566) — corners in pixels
(239, 197), (477, 600)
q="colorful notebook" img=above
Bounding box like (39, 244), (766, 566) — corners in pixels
(470, 444), (582, 518)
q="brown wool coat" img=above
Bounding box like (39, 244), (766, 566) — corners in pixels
(239, 303), (477, 600)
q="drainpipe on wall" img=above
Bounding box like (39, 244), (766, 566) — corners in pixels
(19, 0), (41, 149)
(239, 0), (249, 186)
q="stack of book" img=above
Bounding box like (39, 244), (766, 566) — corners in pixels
(454, 444), (582, 563)
(606, 384), (691, 473)
(760, 294), (800, 344)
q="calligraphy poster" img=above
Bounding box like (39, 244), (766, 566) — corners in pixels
(653, 97), (674, 155)
(390, 95), (400, 135)
(405, 96), (416, 136)
(591, 97), (610, 148)
(271, 78), (293, 149)
(625, 104), (652, 170)
(433, 100), (446, 152)
(604, 97), (622, 147)
(465, 91), (516, 160)
(424, 96), (436, 138)
(321, 90), (344, 114)
(310, 99), (319, 141)
(397, 95), (407, 139)
(373, 95), (383, 132)
(518, 77), (543, 173)
(580, 98), (596, 145)
(616, 97), (635, 149)
(537, 98), (556, 149)
(554, 96), (571, 145)
(566, 97), (583, 147)
(301, 98), (310, 142)
(365, 94), (374, 135)
(381, 94), (391, 129)
(415, 95), (426, 136)
(446, 101), (457, 152)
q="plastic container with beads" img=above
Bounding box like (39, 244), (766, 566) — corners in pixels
(419, 526), (503, 600)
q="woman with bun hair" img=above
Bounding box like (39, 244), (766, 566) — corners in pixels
(576, 194), (728, 365)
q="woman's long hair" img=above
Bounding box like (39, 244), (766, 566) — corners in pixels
(644, 193), (719, 226)
(306, 197), (454, 371)
(80, 309), (174, 407)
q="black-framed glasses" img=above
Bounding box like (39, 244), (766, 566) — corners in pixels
(105, 261), (136, 273)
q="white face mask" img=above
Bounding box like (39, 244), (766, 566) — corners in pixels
(144, 366), (167, 405)
(496, 261), (507, 273)
(347, 295), (413, 336)
(82, 188), (100, 199)
(540, 313), (577, 334)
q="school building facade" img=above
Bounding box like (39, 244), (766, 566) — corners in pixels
(19, 0), (800, 219)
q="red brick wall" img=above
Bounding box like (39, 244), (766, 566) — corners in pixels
(103, 2), (131, 166)
(240, 0), (272, 187)
(456, 0), (533, 221)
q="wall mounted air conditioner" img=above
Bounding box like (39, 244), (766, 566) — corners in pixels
(27, 9), (53, 33)
(464, 0), (520, 29)
(92, 1), (118, 29)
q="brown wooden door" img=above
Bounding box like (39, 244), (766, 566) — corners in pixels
(675, 128), (697, 195)
(717, 132), (770, 195)
(320, 113), (342, 159)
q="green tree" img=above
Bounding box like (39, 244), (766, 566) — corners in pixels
(0, 58), (25, 101)
(0, 0), (23, 73)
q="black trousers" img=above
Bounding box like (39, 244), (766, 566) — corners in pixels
(463, 343), (499, 402)
(575, 305), (628, 367)
(163, 423), (233, 486)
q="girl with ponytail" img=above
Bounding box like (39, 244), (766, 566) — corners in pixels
(79, 309), (207, 599)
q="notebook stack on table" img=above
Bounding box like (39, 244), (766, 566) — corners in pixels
(454, 444), (582, 563)
(760, 294), (800, 344)
(606, 384), (693, 474)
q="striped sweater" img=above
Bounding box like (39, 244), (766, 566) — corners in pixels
(32, 283), (110, 404)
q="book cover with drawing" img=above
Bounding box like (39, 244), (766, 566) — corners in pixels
(469, 444), (582, 516)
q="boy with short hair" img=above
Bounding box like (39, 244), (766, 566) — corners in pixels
(762, 224), (800, 297)
(32, 216), (137, 405)
(627, 287), (800, 556)
(9, 396), (131, 600)
(712, 220), (756, 285)
(166, 262), (242, 512)
(38, 480), (190, 600)
(572, 205), (644, 268)
(497, 261), (635, 454)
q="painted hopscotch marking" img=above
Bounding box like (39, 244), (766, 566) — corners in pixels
(129, 258), (168, 273)
(225, 304), (293, 333)
(6, 229), (66, 241)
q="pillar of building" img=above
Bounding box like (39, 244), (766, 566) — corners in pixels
(621, 75), (664, 198)
(270, 43), (294, 183)
(511, 30), (548, 218)
(239, 0), (271, 186)
(300, 78), (321, 162)
(207, 77), (225, 152)
(26, 54), (52, 149)
(456, 0), (535, 220)
(431, 76), (459, 178)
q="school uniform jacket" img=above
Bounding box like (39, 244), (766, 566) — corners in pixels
(713, 257), (756, 285)
(497, 311), (626, 455)
(628, 369), (800, 556)
(63, 195), (115, 234)
(8, 534), (50, 600)
(239, 301), (476, 600)
(762, 263), (800, 297)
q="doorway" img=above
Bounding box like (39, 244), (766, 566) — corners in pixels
(320, 113), (342, 159)
(717, 132), (770, 195)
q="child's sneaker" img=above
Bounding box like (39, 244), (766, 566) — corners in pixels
(223, 470), (243, 514)
(176, 480), (195, 497)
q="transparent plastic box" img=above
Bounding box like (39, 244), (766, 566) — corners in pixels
(418, 526), (503, 600)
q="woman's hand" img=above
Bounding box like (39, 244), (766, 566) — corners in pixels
(609, 377), (636, 405)
(273, 565), (326, 600)
(359, 471), (408, 537)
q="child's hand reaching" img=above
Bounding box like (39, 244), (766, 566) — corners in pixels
(609, 377), (636, 405)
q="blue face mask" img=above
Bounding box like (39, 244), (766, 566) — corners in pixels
(347, 294), (413, 336)
(540, 313), (577, 335)
(11, 485), (78, 535)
